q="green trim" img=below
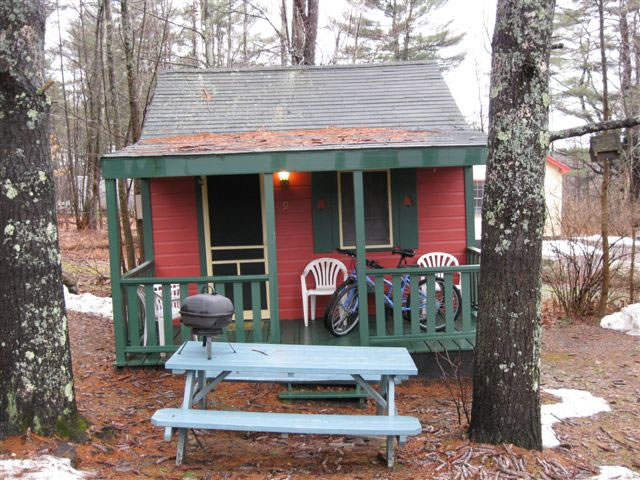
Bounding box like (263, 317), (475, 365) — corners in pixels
(263, 174), (280, 343)
(101, 146), (487, 179)
(195, 176), (208, 275)
(122, 259), (154, 278)
(140, 179), (154, 262)
(463, 166), (476, 248)
(353, 170), (369, 346)
(105, 179), (126, 366)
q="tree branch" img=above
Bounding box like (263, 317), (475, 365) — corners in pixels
(550, 116), (640, 142)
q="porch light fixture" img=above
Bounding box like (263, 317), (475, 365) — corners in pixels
(278, 171), (290, 186)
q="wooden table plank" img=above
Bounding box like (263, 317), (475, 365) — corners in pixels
(166, 341), (417, 376)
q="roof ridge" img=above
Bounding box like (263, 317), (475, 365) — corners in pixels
(159, 61), (440, 75)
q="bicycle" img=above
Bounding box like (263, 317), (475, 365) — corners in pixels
(324, 248), (462, 337)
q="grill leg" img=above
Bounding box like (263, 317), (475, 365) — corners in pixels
(206, 336), (212, 359)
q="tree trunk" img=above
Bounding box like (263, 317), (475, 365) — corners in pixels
(82, 0), (104, 231)
(202, 0), (215, 67)
(0, 0), (80, 439)
(597, 0), (610, 318)
(292, 0), (305, 64)
(469, 0), (555, 450)
(105, 0), (136, 271)
(280, 0), (290, 66)
(303, 0), (318, 65)
(121, 0), (145, 261)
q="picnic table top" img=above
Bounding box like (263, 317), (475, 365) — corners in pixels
(165, 341), (418, 376)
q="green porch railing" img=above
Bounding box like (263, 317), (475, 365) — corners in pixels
(466, 247), (481, 310)
(363, 265), (480, 346)
(116, 263), (270, 366)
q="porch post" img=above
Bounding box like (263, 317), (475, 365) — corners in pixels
(263, 173), (280, 343)
(140, 178), (154, 263)
(463, 166), (476, 249)
(353, 170), (369, 346)
(105, 178), (127, 366)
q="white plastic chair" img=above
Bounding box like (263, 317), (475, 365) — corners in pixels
(138, 284), (182, 346)
(416, 252), (461, 289)
(300, 258), (348, 326)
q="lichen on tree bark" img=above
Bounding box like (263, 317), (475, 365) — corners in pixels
(0, 0), (81, 439)
(469, 0), (556, 450)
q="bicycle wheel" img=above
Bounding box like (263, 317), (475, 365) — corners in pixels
(432, 278), (461, 330)
(324, 281), (360, 336)
(404, 278), (461, 331)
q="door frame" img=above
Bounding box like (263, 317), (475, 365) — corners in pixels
(201, 174), (270, 320)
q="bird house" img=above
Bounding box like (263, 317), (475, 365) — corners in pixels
(589, 133), (622, 162)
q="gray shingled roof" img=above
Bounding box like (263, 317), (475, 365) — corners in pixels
(115, 62), (486, 156)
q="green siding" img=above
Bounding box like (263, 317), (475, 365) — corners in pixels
(391, 168), (418, 249)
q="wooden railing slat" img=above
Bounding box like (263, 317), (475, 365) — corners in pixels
(391, 276), (403, 336)
(409, 277), (420, 335)
(374, 276), (386, 337)
(251, 282), (262, 343)
(233, 282), (245, 343)
(126, 285), (141, 347)
(461, 272), (472, 332)
(144, 285), (158, 347)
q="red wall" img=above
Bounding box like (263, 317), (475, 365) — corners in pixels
(150, 178), (201, 278)
(274, 167), (467, 320)
(150, 167), (468, 321)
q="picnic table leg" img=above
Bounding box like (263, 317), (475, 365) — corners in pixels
(197, 370), (206, 409)
(176, 429), (188, 465)
(176, 371), (196, 465)
(386, 375), (396, 467)
(386, 436), (395, 467)
(377, 375), (388, 415)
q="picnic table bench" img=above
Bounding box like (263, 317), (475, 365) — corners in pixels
(152, 341), (421, 467)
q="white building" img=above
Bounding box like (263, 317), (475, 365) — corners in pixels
(473, 155), (571, 242)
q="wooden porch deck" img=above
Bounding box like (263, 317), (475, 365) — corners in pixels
(227, 316), (476, 354)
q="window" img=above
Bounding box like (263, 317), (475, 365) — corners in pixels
(310, 169), (417, 253)
(473, 181), (484, 214)
(338, 171), (392, 248)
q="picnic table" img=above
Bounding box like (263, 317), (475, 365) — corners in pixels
(152, 341), (421, 467)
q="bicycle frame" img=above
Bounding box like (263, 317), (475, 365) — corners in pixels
(342, 252), (413, 314)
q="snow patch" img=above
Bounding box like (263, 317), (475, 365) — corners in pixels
(542, 388), (610, 448)
(63, 285), (113, 319)
(0, 455), (94, 479)
(601, 304), (640, 336)
(591, 466), (640, 479)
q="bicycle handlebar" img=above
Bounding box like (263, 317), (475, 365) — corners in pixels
(335, 248), (383, 269)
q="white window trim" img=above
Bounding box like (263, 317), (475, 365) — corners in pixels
(337, 170), (394, 249)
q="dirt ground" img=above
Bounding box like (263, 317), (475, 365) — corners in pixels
(1, 227), (639, 479)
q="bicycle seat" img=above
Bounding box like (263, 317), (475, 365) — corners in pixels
(392, 248), (415, 258)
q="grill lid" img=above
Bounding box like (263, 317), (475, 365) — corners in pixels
(180, 290), (234, 318)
